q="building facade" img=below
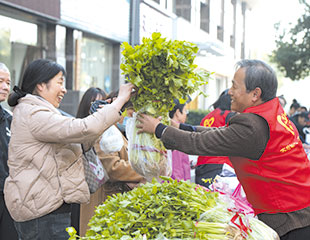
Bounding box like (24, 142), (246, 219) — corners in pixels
(0, 0), (258, 114)
(0, 0), (130, 115)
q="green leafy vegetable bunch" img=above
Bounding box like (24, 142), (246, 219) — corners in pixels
(67, 177), (220, 239)
(120, 32), (210, 117)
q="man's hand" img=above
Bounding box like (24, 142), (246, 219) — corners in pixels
(136, 113), (161, 134)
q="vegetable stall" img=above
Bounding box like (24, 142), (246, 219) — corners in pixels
(67, 178), (279, 239)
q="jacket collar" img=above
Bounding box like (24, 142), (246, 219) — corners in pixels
(19, 94), (61, 115)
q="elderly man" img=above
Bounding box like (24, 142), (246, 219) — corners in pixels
(137, 59), (310, 240)
(0, 63), (18, 239)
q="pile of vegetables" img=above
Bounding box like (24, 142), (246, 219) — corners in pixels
(121, 32), (211, 181)
(67, 177), (279, 240)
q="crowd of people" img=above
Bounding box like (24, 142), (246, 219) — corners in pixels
(0, 58), (310, 240)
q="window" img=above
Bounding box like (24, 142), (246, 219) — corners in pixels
(241, 42), (245, 59)
(0, 15), (41, 89)
(56, 25), (66, 69)
(174, 0), (191, 22)
(217, 0), (224, 42)
(78, 36), (113, 92)
(200, 1), (210, 33)
(230, 0), (236, 48)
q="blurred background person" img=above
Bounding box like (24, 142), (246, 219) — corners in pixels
(300, 106), (308, 112)
(168, 98), (191, 181)
(77, 88), (145, 236)
(195, 89), (235, 188)
(105, 90), (126, 135)
(0, 63), (18, 239)
(122, 102), (135, 138)
(289, 111), (310, 144)
(288, 99), (301, 117)
(278, 95), (287, 109)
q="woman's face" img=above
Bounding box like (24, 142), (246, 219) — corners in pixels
(38, 71), (67, 108)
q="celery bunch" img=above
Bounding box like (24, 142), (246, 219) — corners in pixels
(120, 32), (210, 181)
(120, 32), (210, 116)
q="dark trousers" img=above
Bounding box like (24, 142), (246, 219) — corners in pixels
(280, 225), (310, 240)
(70, 203), (80, 235)
(195, 163), (223, 188)
(0, 192), (18, 240)
(14, 204), (71, 240)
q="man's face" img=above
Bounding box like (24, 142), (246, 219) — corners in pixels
(228, 68), (254, 113)
(0, 69), (11, 102)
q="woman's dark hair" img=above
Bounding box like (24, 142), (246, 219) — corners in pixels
(76, 87), (107, 118)
(236, 59), (277, 102)
(169, 96), (191, 119)
(290, 99), (300, 110)
(211, 89), (231, 113)
(8, 59), (66, 106)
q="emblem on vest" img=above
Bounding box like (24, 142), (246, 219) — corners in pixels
(277, 113), (294, 136)
(203, 117), (214, 127)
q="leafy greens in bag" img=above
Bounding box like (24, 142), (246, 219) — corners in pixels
(120, 32), (211, 181)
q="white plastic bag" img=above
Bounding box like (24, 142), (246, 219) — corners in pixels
(99, 125), (124, 154)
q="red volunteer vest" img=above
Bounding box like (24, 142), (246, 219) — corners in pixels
(197, 108), (233, 167)
(230, 98), (310, 214)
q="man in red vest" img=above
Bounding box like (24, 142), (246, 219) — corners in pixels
(137, 59), (310, 240)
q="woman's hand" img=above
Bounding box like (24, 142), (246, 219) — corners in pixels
(111, 83), (135, 112)
(117, 83), (135, 103)
(136, 113), (161, 134)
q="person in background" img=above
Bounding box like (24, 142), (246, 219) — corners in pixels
(106, 90), (126, 135)
(0, 63), (18, 239)
(168, 98), (191, 181)
(299, 106), (308, 112)
(195, 89), (235, 188)
(137, 59), (310, 239)
(4, 59), (134, 240)
(71, 87), (107, 235)
(78, 88), (145, 236)
(288, 99), (300, 117)
(76, 87), (107, 118)
(278, 95), (287, 109)
(122, 102), (135, 138)
(289, 111), (310, 144)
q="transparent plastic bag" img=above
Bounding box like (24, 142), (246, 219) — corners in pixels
(211, 164), (254, 216)
(126, 112), (171, 182)
(99, 125), (124, 154)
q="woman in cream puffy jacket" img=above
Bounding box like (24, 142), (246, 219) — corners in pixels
(4, 59), (134, 240)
